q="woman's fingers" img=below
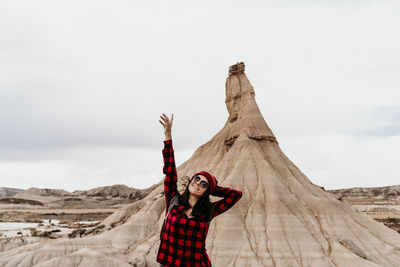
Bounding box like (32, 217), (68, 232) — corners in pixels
(160, 115), (169, 124)
(160, 114), (173, 123)
(159, 113), (173, 128)
(161, 114), (169, 122)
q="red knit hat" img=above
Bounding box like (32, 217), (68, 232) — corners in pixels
(193, 171), (218, 194)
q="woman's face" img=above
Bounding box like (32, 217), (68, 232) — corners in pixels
(189, 174), (209, 197)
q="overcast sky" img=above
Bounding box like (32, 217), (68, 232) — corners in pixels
(0, 0), (399, 191)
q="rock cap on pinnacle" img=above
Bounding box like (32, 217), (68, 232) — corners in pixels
(228, 62), (245, 76)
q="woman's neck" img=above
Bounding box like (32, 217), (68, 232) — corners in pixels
(188, 193), (200, 208)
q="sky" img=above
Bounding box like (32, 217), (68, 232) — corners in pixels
(0, 0), (399, 191)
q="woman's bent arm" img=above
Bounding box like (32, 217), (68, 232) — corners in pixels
(211, 185), (242, 218)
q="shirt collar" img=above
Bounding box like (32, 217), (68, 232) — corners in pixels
(176, 205), (207, 220)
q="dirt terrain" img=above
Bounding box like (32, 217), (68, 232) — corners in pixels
(2, 184), (399, 233)
(0, 208), (116, 223)
(328, 185), (400, 233)
(1, 181), (399, 264)
(0, 184), (155, 252)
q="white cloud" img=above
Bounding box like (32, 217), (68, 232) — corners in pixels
(281, 133), (400, 189)
(0, 145), (197, 191)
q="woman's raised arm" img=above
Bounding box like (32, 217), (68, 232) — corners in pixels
(159, 113), (178, 210)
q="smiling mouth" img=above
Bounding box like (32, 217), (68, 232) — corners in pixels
(192, 184), (200, 191)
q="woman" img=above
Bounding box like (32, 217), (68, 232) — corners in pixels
(156, 113), (243, 267)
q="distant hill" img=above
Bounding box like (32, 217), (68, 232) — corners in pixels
(5, 184), (157, 204)
(328, 185), (400, 204)
(328, 185), (400, 233)
(0, 197), (43, 205)
(74, 184), (157, 199)
(0, 187), (24, 198)
(15, 187), (73, 198)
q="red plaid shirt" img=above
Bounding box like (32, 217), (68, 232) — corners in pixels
(157, 140), (243, 267)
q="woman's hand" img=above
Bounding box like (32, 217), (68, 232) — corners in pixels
(159, 113), (174, 140)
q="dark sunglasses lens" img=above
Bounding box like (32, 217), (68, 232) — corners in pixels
(200, 181), (208, 188)
(192, 175), (208, 188)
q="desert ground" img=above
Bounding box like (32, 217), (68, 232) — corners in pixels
(0, 185), (155, 252)
(328, 185), (400, 233)
(1, 184), (399, 254)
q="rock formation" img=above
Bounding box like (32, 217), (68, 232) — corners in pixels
(0, 187), (24, 198)
(329, 185), (400, 203)
(1, 62), (400, 266)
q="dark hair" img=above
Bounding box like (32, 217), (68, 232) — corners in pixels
(179, 176), (214, 220)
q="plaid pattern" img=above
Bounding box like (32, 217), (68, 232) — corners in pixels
(157, 140), (243, 267)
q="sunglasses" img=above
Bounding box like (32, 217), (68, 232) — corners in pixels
(191, 175), (209, 189)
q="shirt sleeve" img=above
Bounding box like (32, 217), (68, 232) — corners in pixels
(162, 139), (179, 213)
(211, 185), (242, 219)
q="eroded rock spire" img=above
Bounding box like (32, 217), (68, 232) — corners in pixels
(224, 62), (277, 144)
